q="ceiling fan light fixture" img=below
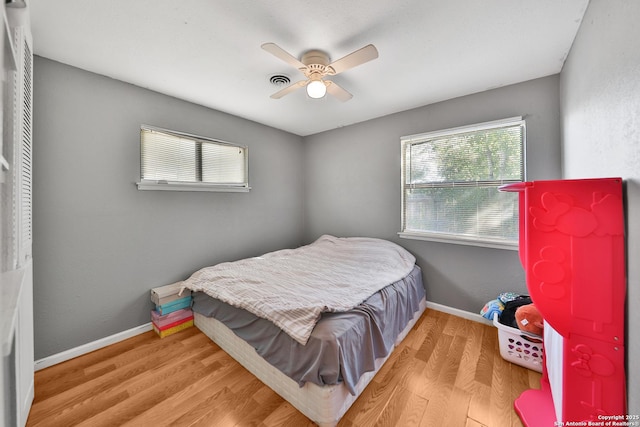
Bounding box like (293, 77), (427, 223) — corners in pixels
(306, 80), (327, 99)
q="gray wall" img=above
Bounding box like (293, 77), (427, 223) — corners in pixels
(559, 0), (640, 414)
(33, 57), (305, 359)
(33, 61), (562, 360)
(303, 75), (562, 313)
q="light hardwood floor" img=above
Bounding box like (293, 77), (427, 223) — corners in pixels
(26, 309), (541, 427)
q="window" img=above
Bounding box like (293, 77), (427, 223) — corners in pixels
(137, 125), (250, 192)
(400, 117), (525, 249)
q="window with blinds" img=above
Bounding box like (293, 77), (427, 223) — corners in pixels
(400, 117), (525, 249)
(137, 126), (250, 192)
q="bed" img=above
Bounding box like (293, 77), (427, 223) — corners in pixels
(181, 235), (427, 426)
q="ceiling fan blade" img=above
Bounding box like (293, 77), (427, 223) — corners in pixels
(328, 44), (378, 75)
(261, 43), (307, 71)
(270, 80), (308, 99)
(325, 80), (353, 102)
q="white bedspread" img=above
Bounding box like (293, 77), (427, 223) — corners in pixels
(181, 235), (416, 345)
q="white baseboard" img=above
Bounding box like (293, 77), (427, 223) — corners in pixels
(426, 301), (493, 326)
(34, 322), (153, 371)
(33, 302), (488, 372)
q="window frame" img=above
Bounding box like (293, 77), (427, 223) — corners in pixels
(136, 125), (250, 193)
(399, 116), (526, 250)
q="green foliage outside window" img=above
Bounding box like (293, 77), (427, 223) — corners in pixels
(402, 118), (524, 245)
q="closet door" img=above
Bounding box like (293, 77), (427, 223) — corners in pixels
(1, 7), (11, 425)
(12, 22), (34, 427)
(2, 7), (34, 426)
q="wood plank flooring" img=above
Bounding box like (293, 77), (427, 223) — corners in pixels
(26, 309), (541, 427)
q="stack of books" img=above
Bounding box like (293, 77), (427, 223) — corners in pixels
(150, 281), (194, 338)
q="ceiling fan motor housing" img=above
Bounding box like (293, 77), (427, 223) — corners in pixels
(301, 50), (330, 67)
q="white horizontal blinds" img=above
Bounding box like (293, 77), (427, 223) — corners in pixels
(140, 126), (248, 187)
(141, 128), (197, 182)
(402, 118), (524, 242)
(201, 142), (246, 184)
(403, 186), (521, 239)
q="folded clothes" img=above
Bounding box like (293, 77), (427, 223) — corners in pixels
(150, 281), (185, 301)
(156, 296), (192, 315)
(498, 292), (521, 304)
(480, 298), (505, 320)
(153, 319), (194, 338)
(151, 307), (194, 328)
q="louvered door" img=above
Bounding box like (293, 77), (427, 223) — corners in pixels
(10, 22), (34, 427)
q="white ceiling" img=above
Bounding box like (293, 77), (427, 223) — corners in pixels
(28, 0), (589, 136)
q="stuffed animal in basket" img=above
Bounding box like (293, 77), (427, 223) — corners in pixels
(515, 303), (544, 336)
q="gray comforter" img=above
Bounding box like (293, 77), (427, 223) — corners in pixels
(191, 265), (425, 395)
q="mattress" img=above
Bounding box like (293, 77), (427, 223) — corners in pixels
(194, 296), (427, 426)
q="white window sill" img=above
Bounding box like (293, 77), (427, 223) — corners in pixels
(398, 231), (518, 251)
(136, 181), (251, 193)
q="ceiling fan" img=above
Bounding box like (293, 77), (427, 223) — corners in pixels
(261, 42), (379, 101)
